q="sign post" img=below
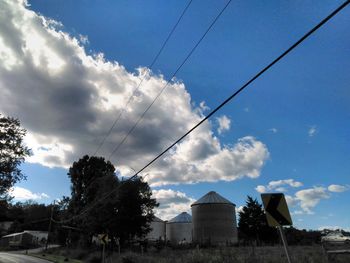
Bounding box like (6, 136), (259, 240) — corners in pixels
(98, 234), (109, 263)
(278, 225), (292, 263)
(114, 237), (120, 255)
(102, 243), (105, 263)
(261, 193), (293, 263)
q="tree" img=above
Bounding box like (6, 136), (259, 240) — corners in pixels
(113, 176), (158, 242)
(7, 201), (52, 233)
(0, 114), (31, 199)
(67, 155), (158, 246)
(238, 196), (278, 244)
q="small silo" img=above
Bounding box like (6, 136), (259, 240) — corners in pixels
(166, 212), (192, 244)
(191, 191), (237, 245)
(146, 216), (166, 241)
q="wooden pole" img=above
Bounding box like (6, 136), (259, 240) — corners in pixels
(45, 201), (55, 251)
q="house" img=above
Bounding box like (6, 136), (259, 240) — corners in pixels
(0, 230), (48, 248)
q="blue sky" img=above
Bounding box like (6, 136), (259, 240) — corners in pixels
(1, 0), (349, 230)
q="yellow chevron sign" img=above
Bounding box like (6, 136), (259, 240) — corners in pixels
(261, 193), (293, 227)
(98, 233), (110, 245)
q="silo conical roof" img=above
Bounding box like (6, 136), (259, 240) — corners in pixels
(168, 212), (192, 223)
(191, 191), (235, 206)
(152, 216), (164, 222)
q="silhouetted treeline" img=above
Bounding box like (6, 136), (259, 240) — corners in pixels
(0, 200), (54, 235)
(0, 156), (159, 249)
(237, 196), (330, 246)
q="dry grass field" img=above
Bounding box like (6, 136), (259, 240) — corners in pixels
(112, 246), (349, 263)
(43, 244), (350, 263)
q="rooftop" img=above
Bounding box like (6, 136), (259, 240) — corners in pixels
(168, 212), (192, 223)
(191, 191), (235, 206)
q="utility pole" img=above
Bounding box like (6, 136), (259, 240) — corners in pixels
(45, 200), (55, 251)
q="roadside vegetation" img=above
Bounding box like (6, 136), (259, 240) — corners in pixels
(31, 252), (82, 263)
(31, 245), (350, 263)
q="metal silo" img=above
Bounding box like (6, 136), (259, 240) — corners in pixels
(166, 212), (192, 244)
(191, 191), (237, 245)
(146, 216), (166, 241)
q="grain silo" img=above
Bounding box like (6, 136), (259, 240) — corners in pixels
(146, 216), (166, 241)
(166, 212), (192, 244)
(191, 191), (237, 245)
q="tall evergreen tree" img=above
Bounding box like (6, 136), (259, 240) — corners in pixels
(238, 196), (278, 244)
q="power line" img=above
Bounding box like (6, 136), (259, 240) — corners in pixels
(125, 0), (350, 180)
(92, 0), (193, 156)
(108, 0), (233, 160)
(54, 0), (349, 224)
(51, 177), (127, 224)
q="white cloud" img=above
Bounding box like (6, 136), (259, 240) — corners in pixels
(275, 187), (287, 192)
(255, 179), (303, 193)
(255, 185), (267, 193)
(328, 184), (348, 193)
(9, 186), (50, 201)
(236, 205), (244, 213)
(269, 128), (278, 133)
(78, 34), (89, 45)
(292, 210), (304, 215)
(295, 187), (330, 214)
(308, 126), (317, 137)
(199, 101), (210, 112)
(266, 183), (347, 215)
(216, 115), (231, 134)
(235, 205), (244, 220)
(285, 195), (297, 207)
(152, 189), (195, 220)
(255, 180), (345, 215)
(268, 179), (303, 189)
(148, 136), (269, 186)
(0, 1), (269, 187)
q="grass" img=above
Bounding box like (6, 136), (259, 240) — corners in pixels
(30, 252), (83, 263)
(35, 244), (350, 263)
(110, 245), (349, 263)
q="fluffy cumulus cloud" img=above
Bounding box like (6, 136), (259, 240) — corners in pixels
(255, 180), (348, 214)
(9, 186), (50, 201)
(327, 184), (348, 193)
(152, 189), (195, 220)
(255, 179), (303, 193)
(285, 194), (298, 207)
(216, 115), (231, 134)
(292, 184), (348, 214)
(0, 0), (269, 186)
(294, 187), (330, 214)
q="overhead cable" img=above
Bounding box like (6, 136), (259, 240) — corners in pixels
(92, 0), (193, 156)
(108, 0), (233, 160)
(54, 0), (349, 224)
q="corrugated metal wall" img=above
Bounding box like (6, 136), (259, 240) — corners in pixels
(192, 203), (237, 245)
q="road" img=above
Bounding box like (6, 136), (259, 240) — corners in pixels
(11, 245), (60, 255)
(0, 253), (52, 263)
